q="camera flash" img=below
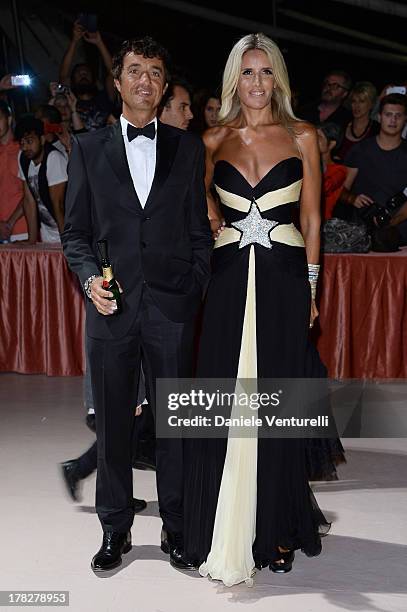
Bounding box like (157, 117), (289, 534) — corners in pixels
(11, 75), (31, 86)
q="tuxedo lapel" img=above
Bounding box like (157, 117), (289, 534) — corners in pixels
(145, 121), (180, 210)
(103, 122), (143, 211)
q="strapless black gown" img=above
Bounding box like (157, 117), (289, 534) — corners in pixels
(183, 157), (344, 586)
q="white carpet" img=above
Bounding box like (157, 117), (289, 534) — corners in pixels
(0, 373), (405, 612)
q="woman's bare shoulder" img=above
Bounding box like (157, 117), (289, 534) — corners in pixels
(293, 120), (318, 142)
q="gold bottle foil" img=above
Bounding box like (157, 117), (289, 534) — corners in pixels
(102, 266), (114, 283)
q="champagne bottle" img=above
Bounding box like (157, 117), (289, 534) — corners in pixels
(96, 239), (122, 314)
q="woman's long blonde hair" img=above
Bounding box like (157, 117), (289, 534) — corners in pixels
(219, 32), (297, 129)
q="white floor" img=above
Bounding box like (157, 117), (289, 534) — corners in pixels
(0, 373), (406, 612)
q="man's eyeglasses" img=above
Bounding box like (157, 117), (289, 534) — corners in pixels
(323, 81), (349, 91)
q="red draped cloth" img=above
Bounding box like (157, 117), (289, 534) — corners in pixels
(0, 243), (85, 376)
(1, 245), (407, 378)
(314, 248), (407, 379)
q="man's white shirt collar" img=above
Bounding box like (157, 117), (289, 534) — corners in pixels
(119, 115), (157, 208)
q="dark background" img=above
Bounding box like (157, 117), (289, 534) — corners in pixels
(3, 0), (407, 107)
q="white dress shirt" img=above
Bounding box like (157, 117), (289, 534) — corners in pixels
(120, 115), (157, 208)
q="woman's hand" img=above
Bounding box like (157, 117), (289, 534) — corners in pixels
(309, 299), (319, 328)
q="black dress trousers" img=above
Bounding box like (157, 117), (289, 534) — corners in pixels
(88, 288), (195, 534)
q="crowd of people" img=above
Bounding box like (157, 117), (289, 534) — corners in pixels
(0, 22), (223, 246)
(1, 21), (407, 249)
(0, 21), (405, 587)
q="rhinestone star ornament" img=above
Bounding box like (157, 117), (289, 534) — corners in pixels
(232, 200), (279, 249)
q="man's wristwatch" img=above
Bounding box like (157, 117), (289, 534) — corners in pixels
(84, 274), (98, 299)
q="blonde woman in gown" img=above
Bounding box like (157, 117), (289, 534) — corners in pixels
(183, 33), (334, 587)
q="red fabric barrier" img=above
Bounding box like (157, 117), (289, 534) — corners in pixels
(1, 244), (406, 378)
(314, 248), (407, 379)
(0, 243), (85, 376)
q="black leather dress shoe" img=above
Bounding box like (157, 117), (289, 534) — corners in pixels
(91, 531), (132, 572)
(133, 498), (147, 514)
(85, 413), (96, 433)
(60, 459), (81, 502)
(166, 531), (198, 571)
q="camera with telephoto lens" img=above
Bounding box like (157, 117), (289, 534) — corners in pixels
(359, 187), (407, 229)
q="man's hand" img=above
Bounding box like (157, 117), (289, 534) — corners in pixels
(353, 194), (374, 208)
(379, 83), (395, 100)
(0, 74), (16, 92)
(90, 276), (122, 315)
(72, 20), (86, 43)
(83, 30), (102, 46)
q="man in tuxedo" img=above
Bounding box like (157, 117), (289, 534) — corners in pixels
(62, 36), (212, 572)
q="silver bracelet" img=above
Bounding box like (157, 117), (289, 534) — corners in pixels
(84, 274), (98, 299)
(308, 263), (320, 300)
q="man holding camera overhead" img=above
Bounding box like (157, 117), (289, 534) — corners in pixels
(337, 93), (407, 247)
(58, 17), (115, 131)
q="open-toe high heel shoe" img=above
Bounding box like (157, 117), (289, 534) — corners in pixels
(269, 549), (295, 573)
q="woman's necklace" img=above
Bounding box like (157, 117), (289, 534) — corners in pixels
(350, 119), (371, 140)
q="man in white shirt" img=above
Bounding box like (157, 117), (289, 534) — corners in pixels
(15, 116), (67, 243)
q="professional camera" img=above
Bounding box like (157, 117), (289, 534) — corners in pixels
(359, 187), (407, 229)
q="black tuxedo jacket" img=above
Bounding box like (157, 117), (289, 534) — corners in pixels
(62, 120), (212, 339)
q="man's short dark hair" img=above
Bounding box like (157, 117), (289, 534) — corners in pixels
(325, 69), (352, 92)
(36, 104), (62, 124)
(160, 76), (193, 112)
(15, 115), (44, 141)
(112, 36), (171, 82)
(379, 93), (407, 115)
(0, 99), (12, 118)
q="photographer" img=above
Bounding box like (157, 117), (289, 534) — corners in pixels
(46, 84), (87, 156)
(336, 93), (407, 246)
(58, 19), (114, 130)
(49, 82), (85, 132)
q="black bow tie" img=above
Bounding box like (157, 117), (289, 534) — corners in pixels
(127, 122), (156, 142)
